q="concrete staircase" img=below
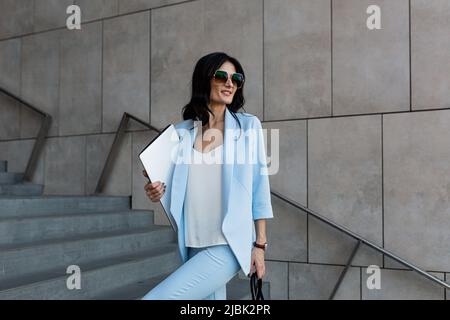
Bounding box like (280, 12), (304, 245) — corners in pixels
(0, 161), (43, 197)
(0, 160), (269, 300)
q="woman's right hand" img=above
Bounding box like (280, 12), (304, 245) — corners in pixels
(143, 170), (166, 202)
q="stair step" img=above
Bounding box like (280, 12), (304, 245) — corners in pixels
(0, 183), (43, 196)
(0, 195), (131, 217)
(94, 273), (171, 300)
(0, 244), (180, 299)
(0, 161), (6, 172)
(0, 209), (154, 246)
(0, 172), (24, 185)
(0, 226), (176, 282)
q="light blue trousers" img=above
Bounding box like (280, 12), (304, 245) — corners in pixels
(141, 244), (240, 300)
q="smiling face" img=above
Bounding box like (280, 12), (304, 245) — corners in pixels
(209, 61), (239, 106)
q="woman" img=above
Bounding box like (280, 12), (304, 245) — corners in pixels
(142, 52), (273, 300)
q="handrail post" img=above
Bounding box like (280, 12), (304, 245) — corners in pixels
(329, 240), (361, 300)
(94, 112), (162, 194)
(23, 115), (51, 181)
(94, 113), (130, 194)
(0, 86), (52, 183)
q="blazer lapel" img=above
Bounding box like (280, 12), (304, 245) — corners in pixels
(169, 119), (196, 232)
(169, 107), (239, 232)
(223, 107), (238, 217)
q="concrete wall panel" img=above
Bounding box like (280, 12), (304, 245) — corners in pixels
(384, 110), (450, 272)
(264, 0), (331, 120)
(411, 0), (450, 110)
(59, 22), (102, 136)
(103, 12), (150, 132)
(333, 0), (410, 115)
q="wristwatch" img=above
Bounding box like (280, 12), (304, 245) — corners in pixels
(253, 241), (268, 251)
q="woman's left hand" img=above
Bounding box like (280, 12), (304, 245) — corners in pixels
(250, 247), (266, 279)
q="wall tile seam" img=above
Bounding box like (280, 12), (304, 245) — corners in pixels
(149, 11), (152, 131)
(19, 31), (26, 141)
(5, 104), (449, 143)
(43, 135), (46, 193)
(262, 107), (450, 124)
(287, 261), (290, 300)
(32, 0), (36, 38)
(0, 0), (199, 42)
(306, 119), (309, 263)
(359, 267), (362, 300)
(57, 27), (62, 138)
(19, 37), (23, 137)
(330, 0), (333, 118)
(0, 129), (155, 144)
(4, 96), (449, 127)
(409, 0), (412, 112)
(84, 134), (87, 195)
(284, 261), (449, 296)
(3, 5), (450, 119)
(262, 0), (265, 122)
(381, 114), (385, 268)
(33, 0), (74, 36)
(130, 132), (133, 200)
(445, 273), (447, 300)
(81, 134), (87, 195)
(101, 20), (104, 135)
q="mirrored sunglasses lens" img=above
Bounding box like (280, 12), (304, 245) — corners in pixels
(215, 71), (228, 81)
(232, 73), (244, 87)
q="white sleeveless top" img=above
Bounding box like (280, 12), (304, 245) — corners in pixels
(184, 143), (228, 247)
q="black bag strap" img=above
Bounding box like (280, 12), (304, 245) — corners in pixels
(250, 273), (264, 300)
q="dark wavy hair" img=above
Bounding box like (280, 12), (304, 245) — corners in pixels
(182, 52), (248, 131)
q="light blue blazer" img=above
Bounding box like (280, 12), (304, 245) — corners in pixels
(168, 107), (274, 276)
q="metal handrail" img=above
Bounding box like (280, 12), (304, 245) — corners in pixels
(97, 113), (450, 297)
(270, 190), (450, 295)
(0, 86), (52, 181)
(94, 112), (161, 195)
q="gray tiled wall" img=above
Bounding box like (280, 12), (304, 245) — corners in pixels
(264, 0), (331, 120)
(411, 0), (450, 110)
(74, 0), (119, 22)
(33, 0), (74, 32)
(333, 0), (410, 115)
(0, 39), (21, 140)
(103, 12), (150, 132)
(0, 0), (34, 39)
(289, 263), (360, 300)
(118, 0), (185, 15)
(59, 21), (102, 136)
(308, 115), (383, 266)
(0, 0), (449, 299)
(43, 135), (86, 195)
(20, 30), (60, 138)
(361, 269), (445, 300)
(0, 138), (44, 184)
(85, 133), (132, 196)
(151, 0), (263, 128)
(266, 195), (307, 263)
(383, 110), (450, 272)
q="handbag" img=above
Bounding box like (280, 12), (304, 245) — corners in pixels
(250, 272), (264, 300)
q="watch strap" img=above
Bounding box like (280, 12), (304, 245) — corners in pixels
(253, 241), (267, 251)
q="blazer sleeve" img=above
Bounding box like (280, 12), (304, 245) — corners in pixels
(251, 117), (274, 220)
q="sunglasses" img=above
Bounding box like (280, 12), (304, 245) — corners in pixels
(213, 70), (245, 89)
